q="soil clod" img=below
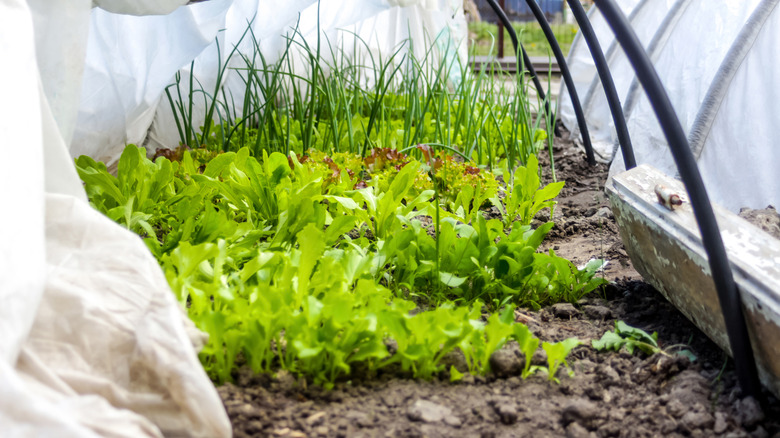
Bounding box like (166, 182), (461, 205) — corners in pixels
(407, 399), (453, 424)
(552, 303), (580, 319)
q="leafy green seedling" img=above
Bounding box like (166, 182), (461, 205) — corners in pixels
(592, 321), (661, 355)
(512, 323), (539, 379)
(592, 321), (697, 362)
(542, 338), (582, 383)
(491, 154), (565, 229)
(449, 365), (464, 383)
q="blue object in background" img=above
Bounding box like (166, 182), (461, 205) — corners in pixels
(476, 0), (564, 22)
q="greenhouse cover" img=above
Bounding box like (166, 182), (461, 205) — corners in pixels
(558, 0), (780, 212)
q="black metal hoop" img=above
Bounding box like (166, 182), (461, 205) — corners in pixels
(566, 0), (636, 169)
(483, 0), (562, 137)
(524, 0), (596, 165)
(595, 0), (761, 400)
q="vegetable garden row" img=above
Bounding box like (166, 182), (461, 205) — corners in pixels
(73, 39), (614, 391)
(76, 141), (604, 388)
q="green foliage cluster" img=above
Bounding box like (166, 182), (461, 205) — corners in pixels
(301, 146), (500, 204)
(592, 320), (697, 362)
(468, 21), (578, 58)
(166, 24), (556, 183)
(76, 144), (601, 388)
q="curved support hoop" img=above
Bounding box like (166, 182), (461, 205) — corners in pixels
(524, 0), (595, 165)
(566, 0), (636, 169)
(595, 0), (762, 400)
(483, 0), (561, 137)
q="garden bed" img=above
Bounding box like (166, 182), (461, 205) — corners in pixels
(73, 32), (780, 432)
(218, 132), (780, 438)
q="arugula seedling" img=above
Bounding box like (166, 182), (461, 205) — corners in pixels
(513, 323), (540, 379)
(592, 321), (694, 359)
(491, 154), (565, 229)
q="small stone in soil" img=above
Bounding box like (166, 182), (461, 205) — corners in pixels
(233, 403), (263, 419)
(245, 420), (263, 434)
(506, 376), (522, 388)
(561, 398), (600, 430)
(651, 354), (683, 376)
(444, 414), (462, 427)
(583, 305), (612, 320)
(380, 391), (403, 407)
(492, 402), (519, 425)
(553, 303), (580, 319)
(345, 411), (372, 428)
(531, 349), (548, 366)
(660, 418), (678, 434)
(275, 370), (297, 393)
(713, 411), (729, 434)
(306, 411), (326, 426)
(407, 399), (453, 424)
(565, 422), (591, 438)
(734, 396), (764, 428)
(665, 399), (686, 419)
(598, 364), (620, 387)
(679, 409), (714, 431)
(596, 206), (613, 219)
(599, 422), (622, 437)
(488, 348), (523, 377)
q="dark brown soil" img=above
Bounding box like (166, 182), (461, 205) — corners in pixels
(218, 132), (780, 438)
(739, 206), (780, 240)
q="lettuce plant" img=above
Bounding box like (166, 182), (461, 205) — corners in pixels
(492, 154), (565, 229)
(77, 144), (591, 388)
(542, 338), (582, 383)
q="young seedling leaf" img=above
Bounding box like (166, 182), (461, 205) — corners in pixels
(450, 365), (464, 383)
(543, 338), (581, 383)
(592, 321), (662, 356)
(440, 272), (468, 287)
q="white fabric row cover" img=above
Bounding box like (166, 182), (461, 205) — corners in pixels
(5, 0), (220, 436)
(3, 0), (232, 433)
(558, 0), (780, 212)
(73, 0), (468, 166)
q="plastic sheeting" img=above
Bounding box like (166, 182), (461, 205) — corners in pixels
(576, 0), (678, 163)
(556, 0), (639, 151)
(609, 0), (761, 178)
(560, 0), (780, 211)
(1, 0), (230, 436)
(1, 0), (47, 372)
(697, 0), (780, 211)
(73, 0), (468, 167)
(72, 0), (233, 163)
